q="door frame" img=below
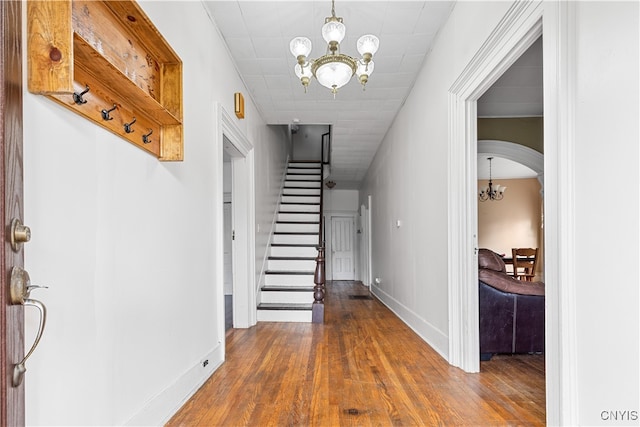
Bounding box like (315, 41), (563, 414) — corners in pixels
(216, 104), (255, 332)
(447, 1), (578, 425)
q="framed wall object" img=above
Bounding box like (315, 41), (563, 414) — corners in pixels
(28, 0), (184, 161)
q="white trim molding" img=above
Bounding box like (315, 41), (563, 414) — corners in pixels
(478, 139), (544, 187)
(448, 0), (580, 425)
(217, 104), (257, 329)
(448, 0), (544, 373)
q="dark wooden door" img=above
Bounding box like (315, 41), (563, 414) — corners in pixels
(1, 1), (26, 425)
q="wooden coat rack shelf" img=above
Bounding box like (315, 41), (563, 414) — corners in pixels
(28, 0), (183, 161)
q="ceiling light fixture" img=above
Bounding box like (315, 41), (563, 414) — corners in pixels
(289, 0), (379, 97)
(479, 157), (506, 201)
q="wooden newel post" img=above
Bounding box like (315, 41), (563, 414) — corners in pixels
(312, 245), (326, 323)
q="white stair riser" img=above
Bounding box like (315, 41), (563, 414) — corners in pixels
(283, 188), (321, 195)
(287, 168), (321, 174)
(273, 234), (318, 244)
(288, 163), (321, 168)
(279, 204), (319, 213)
(265, 274), (315, 286)
(268, 259), (316, 271)
(275, 223), (319, 233)
(285, 180), (320, 188)
(257, 310), (312, 323)
(261, 291), (314, 304)
(281, 196), (320, 204)
(285, 174), (321, 181)
(270, 246), (318, 257)
(278, 213), (320, 222)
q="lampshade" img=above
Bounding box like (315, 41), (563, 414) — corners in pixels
(290, 37), (312, 58)
(315, 60), (353, 90)
(322, 20), (346, 45)
(357, 34), (379, 56)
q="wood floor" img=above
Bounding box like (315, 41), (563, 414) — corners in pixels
(167, 281), (545, 426)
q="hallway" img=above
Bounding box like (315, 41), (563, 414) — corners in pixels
(168, 281), (545, 426)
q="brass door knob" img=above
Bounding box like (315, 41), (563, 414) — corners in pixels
(10, 218), (31, 252)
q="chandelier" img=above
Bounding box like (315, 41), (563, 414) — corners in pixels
(479, 157), (506, 201)
(289, 0), (379, 97)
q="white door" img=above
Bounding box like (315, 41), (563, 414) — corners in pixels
(359, 205), (370, 287)
(331, 216), (355, 280)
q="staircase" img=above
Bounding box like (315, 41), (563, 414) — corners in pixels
(257, 161), (322, 322)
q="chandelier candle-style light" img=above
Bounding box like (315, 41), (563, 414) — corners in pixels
(479, 157), (506, 201)
(289, 0), (379, 97)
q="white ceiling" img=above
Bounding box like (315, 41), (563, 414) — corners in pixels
(477, 155), (537, 180)
(204, 1), (543, 187)
(477, 37), (543, 118)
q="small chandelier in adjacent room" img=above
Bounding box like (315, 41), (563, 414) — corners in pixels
(289, 0), (379, 97)
(479, 157), (506, 201)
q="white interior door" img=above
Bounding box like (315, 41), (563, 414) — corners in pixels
(331, 216), (355, 280)
(359, 205), (370, 286)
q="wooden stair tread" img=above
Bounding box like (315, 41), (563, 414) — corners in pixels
(268, 256), (316, 261)
(270, 243), (319, 247)
(265, 270), (314, 275)
(257, 303), (313, 311)
(280, 202), (320, 206)
(274, 231), (318, 235)
(278, 211), (319, 214)
(276, 221), (320, 224)
(261, 286), (315, 292)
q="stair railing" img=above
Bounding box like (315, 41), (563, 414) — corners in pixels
(312, 155), (326, 323)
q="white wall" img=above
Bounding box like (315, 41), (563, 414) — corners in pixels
(573, 2), (639, 424)
(360, 0), (513, 358)
(360, 1), (639, 425)
(324, 189), (359, 212)
(291, 125), (329, 161)
(22, 1), (287, 425)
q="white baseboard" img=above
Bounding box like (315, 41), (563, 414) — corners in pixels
(125, 344), (224, 426)
(371, 285), (449, 361)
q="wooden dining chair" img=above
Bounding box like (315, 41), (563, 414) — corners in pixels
(511, 248), (538, 281)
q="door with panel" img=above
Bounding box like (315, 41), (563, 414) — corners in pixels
(331, 216), (356, 280)
(1, 1), (25, 423)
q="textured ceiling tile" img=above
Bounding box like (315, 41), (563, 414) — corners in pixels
(204, 0), (542, 188)
(224, 37), (257, 60)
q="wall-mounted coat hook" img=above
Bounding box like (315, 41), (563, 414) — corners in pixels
(101, 104), (117, 121)
(142, 129), (153, 144)
(124, 117), (136, 133)
(72, 86), (90, 105)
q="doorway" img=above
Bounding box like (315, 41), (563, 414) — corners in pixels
(330, 216), (356, 280)
(222, 147), (233, 330)
(448, 1), (578, 424)
(358, 195), (373, 289)
(217, 105), (256, 335)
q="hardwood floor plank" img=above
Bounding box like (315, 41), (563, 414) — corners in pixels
(167, 281), (545, 426)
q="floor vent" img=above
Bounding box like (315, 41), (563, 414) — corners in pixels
(348, 295), (373, 300)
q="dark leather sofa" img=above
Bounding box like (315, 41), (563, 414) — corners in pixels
(478, 248), (545, 360)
